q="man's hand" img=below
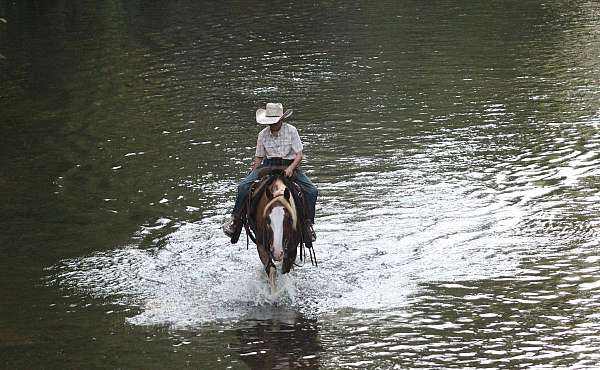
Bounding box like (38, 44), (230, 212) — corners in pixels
(284, 166), (295, 178)
(250, 157), (263, 172)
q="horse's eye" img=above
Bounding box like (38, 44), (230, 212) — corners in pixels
(265, 216), (271, 225)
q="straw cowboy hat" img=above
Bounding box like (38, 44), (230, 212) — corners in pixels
(255, 103), (293, 125)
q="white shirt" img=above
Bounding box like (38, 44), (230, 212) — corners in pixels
(255, 123), (303, 160)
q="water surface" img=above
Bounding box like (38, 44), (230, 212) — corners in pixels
(2, 0), (600, 368)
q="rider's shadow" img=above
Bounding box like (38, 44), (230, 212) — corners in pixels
(234, 307), (321, 369)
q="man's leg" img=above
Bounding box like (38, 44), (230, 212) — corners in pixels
(293, 170), (318, 223)
(232, 169), (262, 215)
(224, 168), (262, 239)
(293, 169), (318, 241)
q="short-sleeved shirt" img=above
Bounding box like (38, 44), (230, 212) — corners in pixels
(255, 123), (303, 160)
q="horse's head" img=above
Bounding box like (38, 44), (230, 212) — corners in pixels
(261, 178), (298, 262)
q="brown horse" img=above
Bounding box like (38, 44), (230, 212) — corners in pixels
(246, 170), (303, 291)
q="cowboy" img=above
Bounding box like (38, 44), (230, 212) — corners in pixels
(223, 103), (317, 242)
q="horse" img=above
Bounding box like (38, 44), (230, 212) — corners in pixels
(244, 168), (315, 291)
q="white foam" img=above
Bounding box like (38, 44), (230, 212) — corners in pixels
(49, 168), (523, 328)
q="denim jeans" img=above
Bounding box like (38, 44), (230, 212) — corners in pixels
(232, 164), (318, 223)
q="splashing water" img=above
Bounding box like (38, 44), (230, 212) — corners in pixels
(48, 167), (521, 329)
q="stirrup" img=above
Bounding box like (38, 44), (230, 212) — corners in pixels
(230, 221), (243, 244)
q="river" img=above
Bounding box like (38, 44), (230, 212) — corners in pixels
(2, 0), (600, 369)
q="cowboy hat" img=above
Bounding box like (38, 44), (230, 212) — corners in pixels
(255, 103), (293, 125)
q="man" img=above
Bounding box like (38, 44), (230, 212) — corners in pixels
(223, 102), (317, 242)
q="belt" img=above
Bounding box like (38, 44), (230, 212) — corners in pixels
(262, 157), (293, 166)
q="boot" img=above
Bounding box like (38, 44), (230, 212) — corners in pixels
(222, 214), (241, 243)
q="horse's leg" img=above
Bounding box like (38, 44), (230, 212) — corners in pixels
(257, 243), (277, 292)
(282, 245), (297, 274)
(257, 243), (270, 269)
(268, 266), (276, 294)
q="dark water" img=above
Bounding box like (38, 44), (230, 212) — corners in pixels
(2, 0), (600, 368)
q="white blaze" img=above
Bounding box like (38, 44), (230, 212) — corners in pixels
(269, 206), (285, 261)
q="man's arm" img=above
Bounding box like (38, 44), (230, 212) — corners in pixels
(285, 150), (303, 177)
(253, 130), (266, 171)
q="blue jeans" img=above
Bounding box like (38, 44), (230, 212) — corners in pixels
(232, 163), (318, 223)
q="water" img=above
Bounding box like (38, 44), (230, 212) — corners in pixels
(2, 0), (600, 368)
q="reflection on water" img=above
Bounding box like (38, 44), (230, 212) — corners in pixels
(3, 0), (600, 368)
(236, 308), (321, 370)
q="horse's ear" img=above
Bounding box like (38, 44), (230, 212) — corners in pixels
(284, 188), (290, 201)
(266, 186), (273, 199)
